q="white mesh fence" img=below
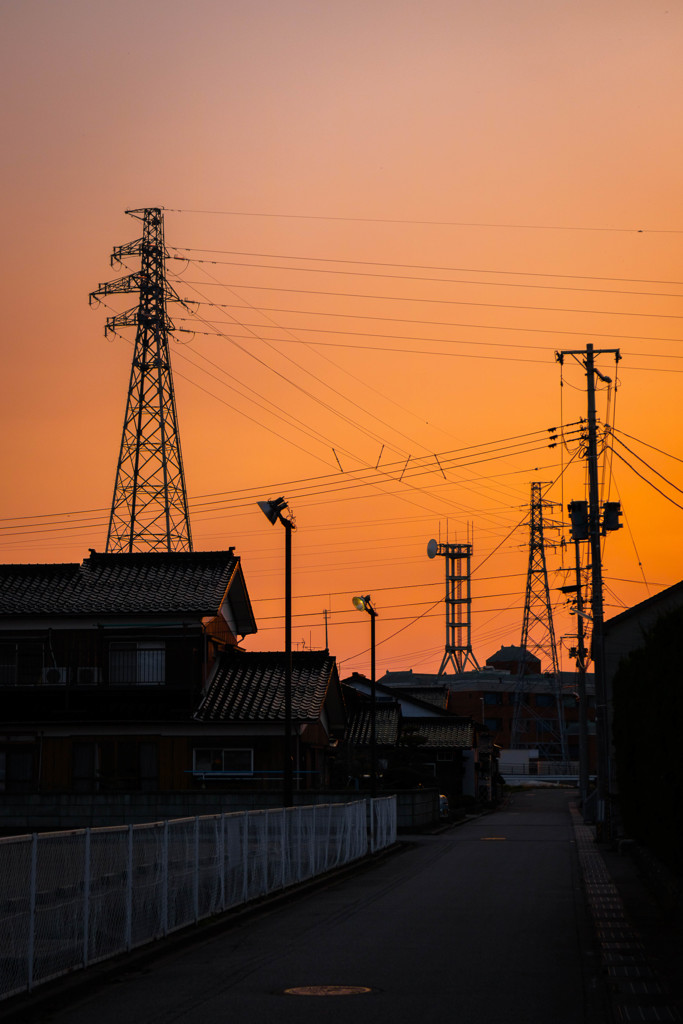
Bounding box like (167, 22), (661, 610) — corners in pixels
(0, 797), (395, 1001)
(370, 794), (398, 853)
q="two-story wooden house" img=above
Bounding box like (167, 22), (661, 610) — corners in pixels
(0, 549), (258, 798)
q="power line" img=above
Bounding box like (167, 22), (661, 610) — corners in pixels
(168, 253), (683, 300)
(177, 279), (683, 321)
(610, 449), (683, 511)
(168, 247), (683, 288)
(163, 207), (683, 234)
(612, 427), (683, 466)
(175, 317), (683, 365)
(611, 434), (683, 496)
(181, 299), (683, 346)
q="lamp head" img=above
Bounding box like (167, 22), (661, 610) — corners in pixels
(352, 595), (376, 616)
(258, 497), (289, 525)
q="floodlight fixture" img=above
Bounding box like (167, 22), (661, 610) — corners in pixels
(352, 594), (376, 616)
(257, 497), (289, 526)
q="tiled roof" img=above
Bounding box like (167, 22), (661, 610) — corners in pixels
(398, 686), (450, 709)
(195, 649), (339, 723)
(401, 716), (474, 748)
(347, 701), (401, 747)
(0, 549), (251, 621)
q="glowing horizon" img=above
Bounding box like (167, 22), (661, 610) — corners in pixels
(1, 1), (681, 678)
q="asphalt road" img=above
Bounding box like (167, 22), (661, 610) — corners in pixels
(19, 790), (604, 1024)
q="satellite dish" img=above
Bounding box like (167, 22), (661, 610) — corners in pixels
(427, 538), (438, 559)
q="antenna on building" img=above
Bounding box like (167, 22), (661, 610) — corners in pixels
(90, 208), (193, 553)
(428, 538), (480, 675)
(510, 482), (567, 758)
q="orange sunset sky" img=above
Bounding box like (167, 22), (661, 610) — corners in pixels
(1, 1), (682, 679)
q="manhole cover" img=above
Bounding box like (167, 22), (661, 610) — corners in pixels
(284, 985), (371, 997)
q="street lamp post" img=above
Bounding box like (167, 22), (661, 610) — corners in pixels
(258, 497), (295, 808)
(352, 595), (378, 798)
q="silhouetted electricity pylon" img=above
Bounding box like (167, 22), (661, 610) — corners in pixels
(90, 208), (193, 553)
(427, 538), (480, 674)
(510, 482), (567, 759)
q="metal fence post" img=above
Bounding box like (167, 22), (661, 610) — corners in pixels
(28, 833), (38, 993)
(126, 825), (133, 950)
(281, 809), (287, 891)
(194, 817), (200, 923)
(220, 813), (226, 912)
(162, 821), (169, 936)
(369, 797), (375, 853)
(83, 828), (91, 967)
(242, 811), (249, 905)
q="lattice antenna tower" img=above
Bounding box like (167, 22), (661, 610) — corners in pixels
(90, 208), (193, 553)
(510, 482), (568, 758)
(427, 538), (481, 674)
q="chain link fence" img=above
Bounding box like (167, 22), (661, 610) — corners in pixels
(1, 797), (396, 1001)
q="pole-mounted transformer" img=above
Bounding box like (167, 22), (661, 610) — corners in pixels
(601, 501), (623, 536)
(568, 500), (589, 542)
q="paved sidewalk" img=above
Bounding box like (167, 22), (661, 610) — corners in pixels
(571, 803), (683, 1022)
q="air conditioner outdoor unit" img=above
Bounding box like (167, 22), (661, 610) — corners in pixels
(77, 667), (102, 685)
(42, 667), (68, 685)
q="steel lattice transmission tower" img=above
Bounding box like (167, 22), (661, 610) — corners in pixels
(510, 482), (568, 759)
(90, 208), (193, 553)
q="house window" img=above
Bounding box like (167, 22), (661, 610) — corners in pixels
(193, 748), (253, 776)
(0, 743), (36, 793)
(0, 642), (45, 686)
(484, 718), (503, 732)
(72, 742), (97, 793)
(436, 750), (454, 762)
(535, 694), (554, 708)
(72, 740), (159, 792)
(109, 641), (165, 685)
(0, 644), (17, 686)
(509, 692), (528, 705)
(483, 692), (502, 705)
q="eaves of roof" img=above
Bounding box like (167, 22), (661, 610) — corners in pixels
(401, 716), (474, 748)
(194, 649), (340, 724)
(0, 549), (249, 622)
(347, 702), (401, 747)
(604, 578), (683, 632)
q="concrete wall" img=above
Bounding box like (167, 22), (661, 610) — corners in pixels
(395, 789), (439, 831)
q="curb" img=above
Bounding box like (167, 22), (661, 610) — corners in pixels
(571, 803), (682, 1023)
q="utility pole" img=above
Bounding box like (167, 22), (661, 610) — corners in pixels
(573, 536), (590, 806)
(90, 208), (193, 553)
(560, 522), (591, 806)
(556, 343), (621, 838)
